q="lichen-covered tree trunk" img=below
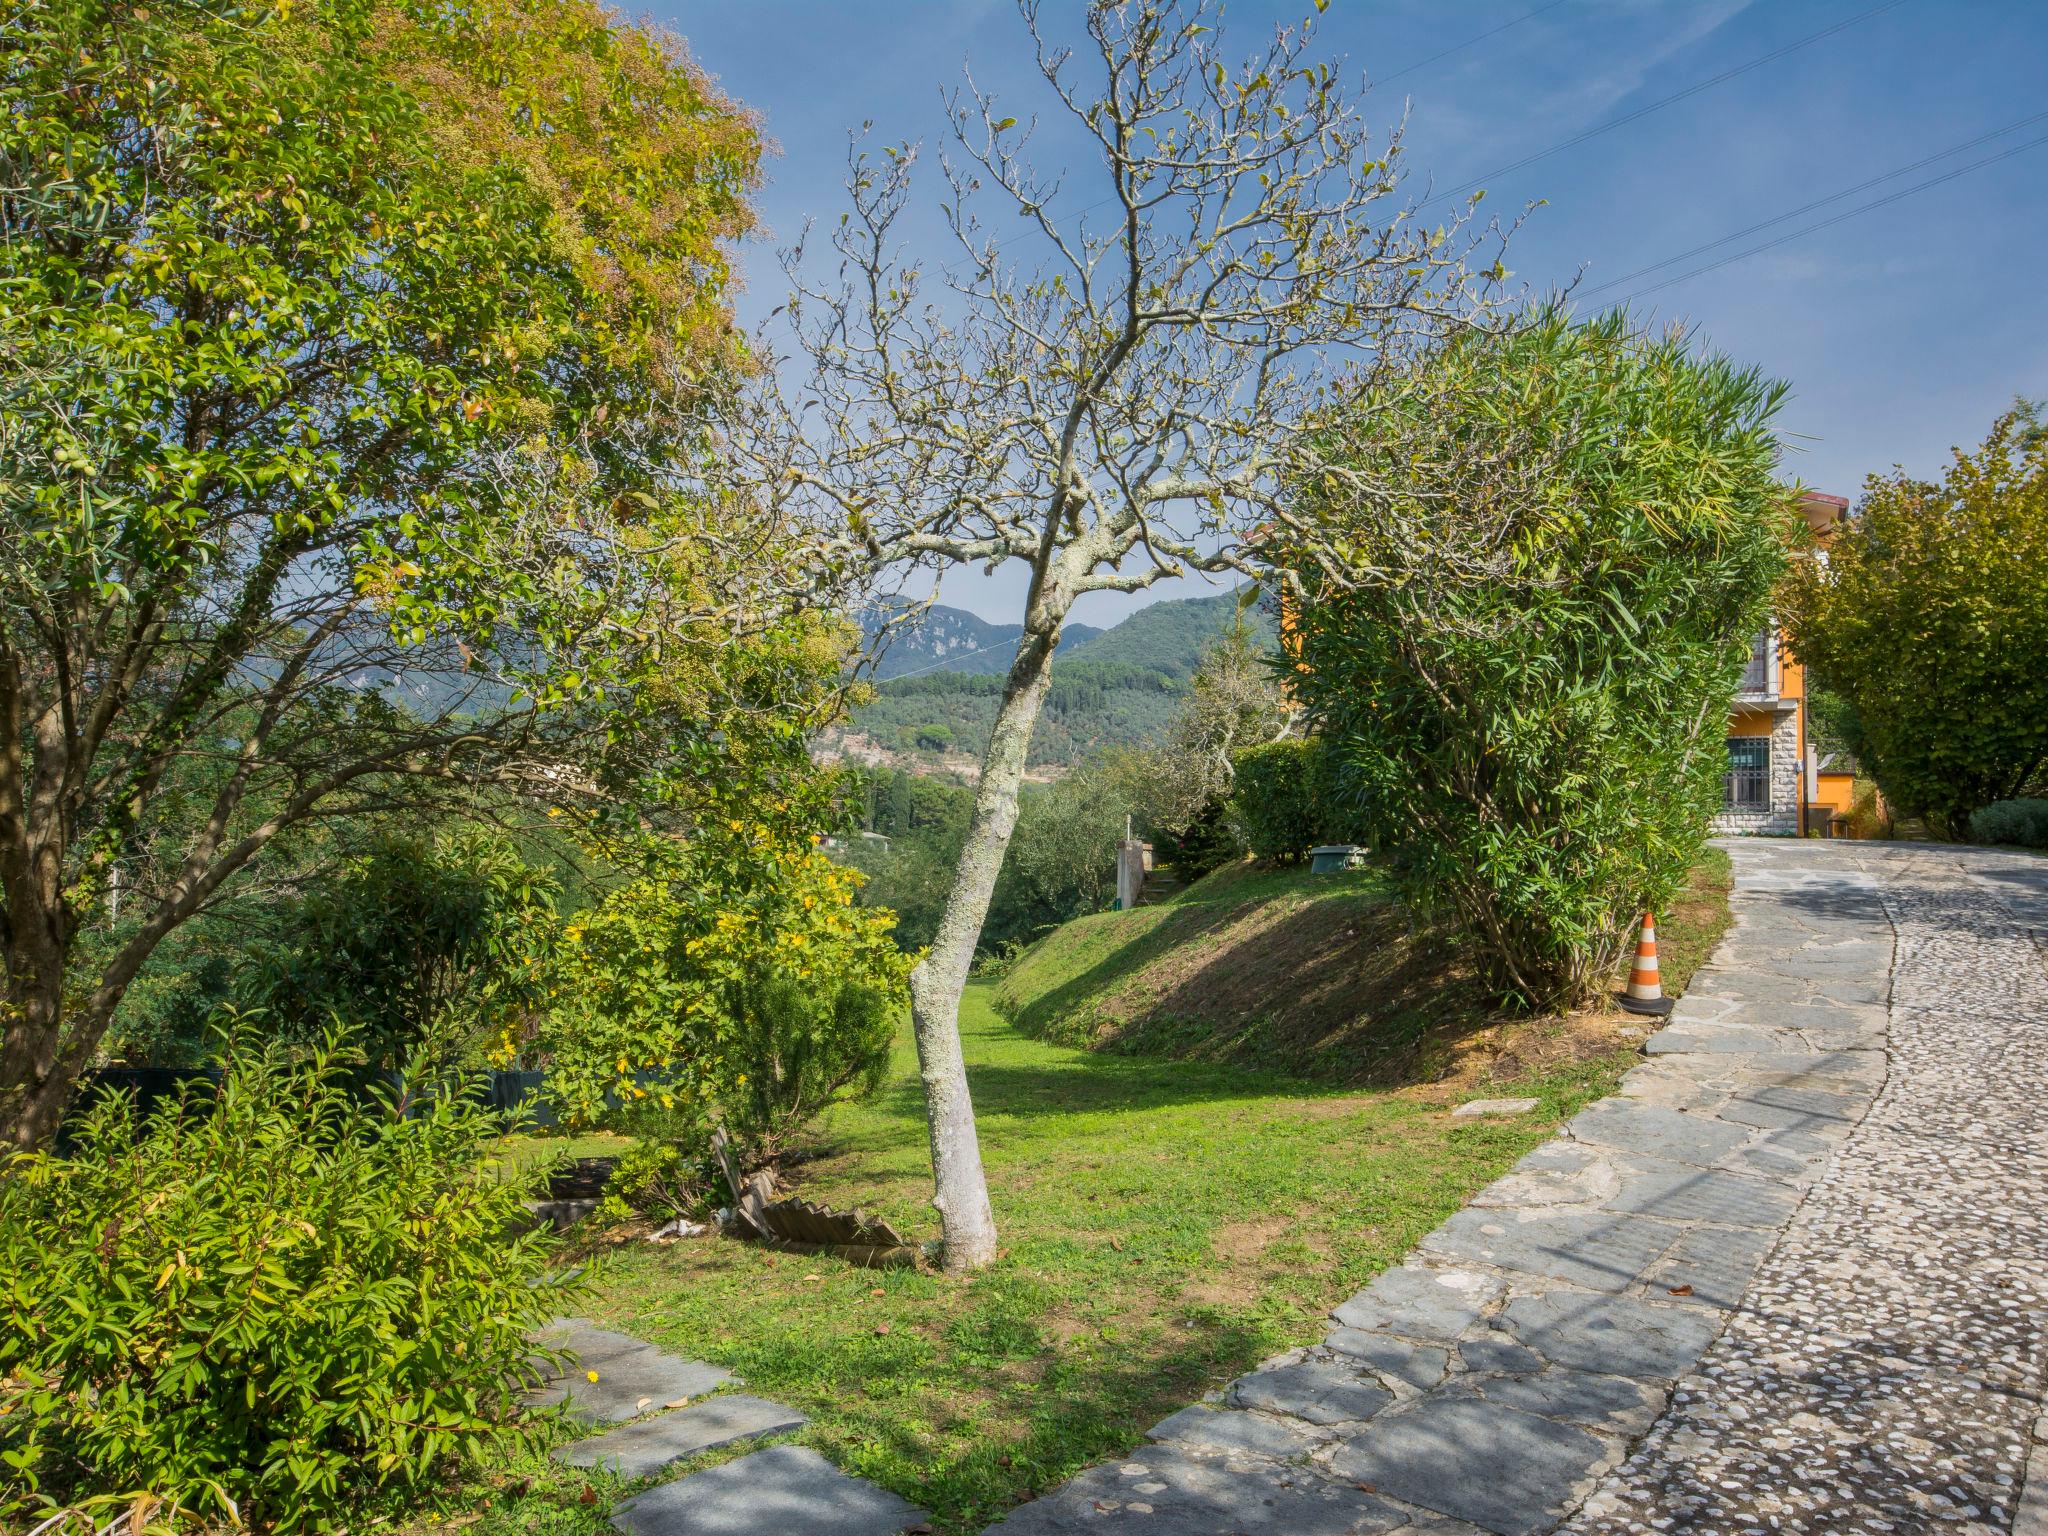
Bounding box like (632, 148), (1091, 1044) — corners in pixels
(905, 601), (1064, 1272)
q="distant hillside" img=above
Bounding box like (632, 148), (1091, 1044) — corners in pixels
(1063, 587), (1274, 678)
(866, 607), (1103, 681)
(835, 585), (1280, 774)
(842, 660), (1183, 771)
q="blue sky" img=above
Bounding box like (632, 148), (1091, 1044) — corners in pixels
(663, 0), (2048, 624)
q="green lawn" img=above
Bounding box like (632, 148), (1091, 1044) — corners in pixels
(434, 853), (1736, 1534)
(442, 983), (1637, 1535)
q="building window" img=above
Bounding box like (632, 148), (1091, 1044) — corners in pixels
(1725, 736), (1770, 811)
(1738, 630), (1772, 694)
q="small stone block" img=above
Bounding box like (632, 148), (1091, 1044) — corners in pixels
(530, 1348), (734, 1425)
(1229, 1358), (1393, 1426)
(982, 1444), (1401, 1535)
(1149, 1404), (1316, 1457)
(1500, 1292), (1722, 1382)
(525, 1319), (735, 1424)
(1454, 1097), (1540, 1118)
(610, 1445), (928, 1536)
(1323, 1329), (1452, 1390)
(1332, 1265), (1504, 1342)
(556, 1395), (806, 1477)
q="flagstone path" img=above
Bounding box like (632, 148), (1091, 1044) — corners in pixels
(984, 839), (2048, 1536)
(527, 1319), (930, 1535)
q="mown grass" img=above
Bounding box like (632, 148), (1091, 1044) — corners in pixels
(437, 1008), (1626, 1533)
(431, 854), (1735, 1534)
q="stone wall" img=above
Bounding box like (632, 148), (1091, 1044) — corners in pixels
(1713, 707), (1801, 836)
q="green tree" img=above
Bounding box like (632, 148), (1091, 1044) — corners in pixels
(1784, 400), (2048, 833)
(1279, 311), (1792, 1009)
(0, 0), (803, 1146)
(238, 826), (557, 1072)
(734, 0), (1507, 1268)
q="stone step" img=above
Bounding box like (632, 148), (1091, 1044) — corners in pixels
(610, 1445), (930, 1536)
(526, 1319), (733, 1425)
(555, 1394), (808, 1478)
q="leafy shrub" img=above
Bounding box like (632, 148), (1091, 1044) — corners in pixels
(1228, 738), (1361, 861)
(238, 827), (557, 1072)
(722, 976), (896, 1161)
(598, 1123), (718, 1223)
(1277, 310), (1790, 1008)
(0, 1030), (569, 1529)
(1157, 798), (1243, 880)
(1970, 798), (2048, 848)
(1786, 401), (2048, 835)
(1229, 740), (1321, 861)
(527, 831), (910, 1163)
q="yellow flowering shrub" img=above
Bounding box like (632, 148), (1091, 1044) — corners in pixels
(523, 828), (909, 1155)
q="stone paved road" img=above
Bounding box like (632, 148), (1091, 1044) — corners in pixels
(1568, 843), (2048, 1535)
(986, 840), (2048, 1536)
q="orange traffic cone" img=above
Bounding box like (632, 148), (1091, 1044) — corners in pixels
(1618, 912), (1674, 1017)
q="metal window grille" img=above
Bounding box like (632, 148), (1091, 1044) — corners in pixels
(1738, 630), (1772, 694)
(1725, 736), (1770, 810)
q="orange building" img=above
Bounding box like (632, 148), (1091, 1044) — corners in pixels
(1713, 490), (1857, 836)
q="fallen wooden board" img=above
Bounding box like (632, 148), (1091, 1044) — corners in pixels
(710, 1127), (916, 1265)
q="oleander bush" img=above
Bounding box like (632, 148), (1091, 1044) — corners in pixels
(1276, 310), (1792, 1009)
(0, 1030), (572, 1530)
(1969, 798), (2048, 848)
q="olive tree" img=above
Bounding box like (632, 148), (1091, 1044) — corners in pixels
(730, 0), (1512, 1268)
(0, 0), (821, 1149)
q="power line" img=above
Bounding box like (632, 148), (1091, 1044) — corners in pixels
(1419, 0), (1913, 212)
(1608, 128), (2048, 305)
(879, 637), (1018, 682)
(1577, 109), (2048, 301)
(1374, 0), (1570, 87)
(986, 0), (1570, 254)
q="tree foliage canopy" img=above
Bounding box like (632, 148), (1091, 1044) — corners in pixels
(1278, 311), (1793, 1008)
(0, 0), (811, 1147)
(1783, 400), (2048, 833)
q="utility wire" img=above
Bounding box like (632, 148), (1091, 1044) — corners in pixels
(1610, 127), (2048, 304)
(1577, 108), (2048, 300)
(1374, 0), (1570, 86)
(986, 0), (1570, 254)
(1419, 0), (1913, 211)
(878, 636), (1020, 682)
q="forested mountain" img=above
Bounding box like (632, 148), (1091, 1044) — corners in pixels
(1063, 587), (1274, 677)
(834, 586), (1278, 772)
(865, 607), (1103, 680)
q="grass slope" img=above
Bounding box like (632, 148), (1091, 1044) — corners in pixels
(994, 850), (1734, 1087)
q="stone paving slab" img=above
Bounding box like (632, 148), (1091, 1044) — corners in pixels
(1325, 1397), (1608, 1536)
(985, 840), (2048, 1535)
(527, 1318), (734, 1423)
(982, 1443), (1424, 1534)
(610, 1445), (930, 1536)
(556, 1393), (808, 1477)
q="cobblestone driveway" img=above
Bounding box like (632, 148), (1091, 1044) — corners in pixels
(987, 841), (2048, 1536)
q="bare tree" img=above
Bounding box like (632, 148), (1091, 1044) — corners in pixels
(734, 0), (1515, 1269)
